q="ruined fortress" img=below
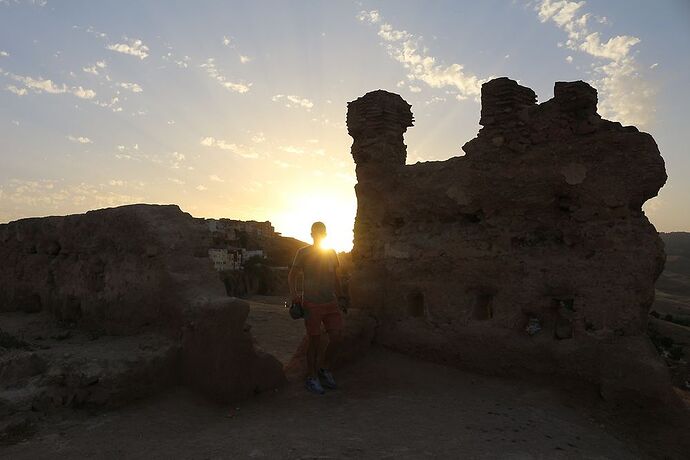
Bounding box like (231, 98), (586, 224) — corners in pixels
(347, 77), (670, 399)
(0, 77), (674, 429)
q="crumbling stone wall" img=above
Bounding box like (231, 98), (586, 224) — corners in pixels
(347, 78), (670, 400)
(0, 204), (284, 404)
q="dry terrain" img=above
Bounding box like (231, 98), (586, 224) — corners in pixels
(2, 296), (688, 459)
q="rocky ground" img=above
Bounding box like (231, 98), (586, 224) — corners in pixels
(1, 296), (687, 459)
(1, 347), (677, 459)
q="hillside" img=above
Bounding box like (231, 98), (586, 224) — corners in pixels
(651, 232), (690, 390)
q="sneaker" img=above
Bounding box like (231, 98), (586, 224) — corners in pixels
(318, 368), (337, 390)
(305, 377), (325, 395)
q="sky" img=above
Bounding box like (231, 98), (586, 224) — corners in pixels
(1, 0), (689, 251)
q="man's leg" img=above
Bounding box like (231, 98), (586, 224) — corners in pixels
(323, 329), (342, 370)
(307, 334), (320, 378)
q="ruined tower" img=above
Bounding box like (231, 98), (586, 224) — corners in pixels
(346, 78), (670, 401)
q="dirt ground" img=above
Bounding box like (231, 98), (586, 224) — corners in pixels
(2, 296), (688, 459)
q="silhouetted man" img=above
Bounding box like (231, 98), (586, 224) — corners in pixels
(288, 221), (348, 394)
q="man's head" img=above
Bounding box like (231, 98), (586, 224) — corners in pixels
(311, 221), (327, 246)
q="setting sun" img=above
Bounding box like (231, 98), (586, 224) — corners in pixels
(272, 191), (357, 252)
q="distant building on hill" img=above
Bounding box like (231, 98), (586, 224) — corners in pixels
(208, 248), (243, 271)
(208, 247), (265, 272)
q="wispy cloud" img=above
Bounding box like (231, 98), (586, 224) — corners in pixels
(67, 135), (92, 144)
(2, 70), (96, 99)
(239, 55), (251, 64)
(536, 0), (653, 127)
(0, 0), (47, 6)
(117, 81), (143, 93)
(0, 179), (142, 223)
(162, 52), (190, 68)
(107, 38), (149, 59)
(357, 9), (486, 100)
(200, 136), (259, 158)
(82, 60), (106, 75)
(209, 174), (224, 182)
(200, 58), (251, 93)
(279, 145), (304, 154)
(0, 51), (9, 57)
(171, 151), (186, 169)
(271, 94), (314, 109)
(5, 85), (27, 96)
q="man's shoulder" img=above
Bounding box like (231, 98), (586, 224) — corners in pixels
(294, 245), (314, 261)
(296, 244), (314, 254)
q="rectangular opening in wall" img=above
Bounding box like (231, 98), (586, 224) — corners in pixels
(473, 293), (493, 320)
(407, 290), (425, 318)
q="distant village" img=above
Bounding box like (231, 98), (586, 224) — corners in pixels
(205, 218), (276, 271)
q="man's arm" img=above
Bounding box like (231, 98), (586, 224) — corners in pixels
(288, 248), (304, 302)
(288, 265), (302, 301)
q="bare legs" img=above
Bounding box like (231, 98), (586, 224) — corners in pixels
(307, 334), (320, 379)
(307, 329), (343, 377)
(323, 329), (342, 370)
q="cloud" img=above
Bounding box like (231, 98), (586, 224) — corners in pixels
(223, 36), (231, 46)
(271, 94), (314, 109)
(357, 9), (486, 99)
(117, 81), (143, 93)
(162, 52), (190, 68)
(579, 32), (640, 61)
(3, 71), (96, 99)
(0, 0), (47, 6)
(0, 51), (9, 57)
(0, 179), (142, 223)
(200, 136), (259, 158)
(168, 178), (185, 185)
(200, 58), (251, 93)
(250, 132), (265, 143)
(536, 0), (652, 127)
(108, 179), (124, 186)
(279, 145), (304, 154)
(67, 135), (92, 144)
(6, 85), (27, 96)
(107, 38), (149, 59)
(82, 61), (106, 75)
(239, 55), (251, 64)
(209, 174), (224, 182)
(195, 185), (208, 191)
(83, 65), (99, 75)
(566, 55), (573, 63)
(171, 151), (185, 169)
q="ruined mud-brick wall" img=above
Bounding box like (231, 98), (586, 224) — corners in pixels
(347, 78), (670, 399)
(0, 204), (284, 402)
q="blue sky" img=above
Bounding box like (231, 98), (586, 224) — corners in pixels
(1, 0), (688, 250)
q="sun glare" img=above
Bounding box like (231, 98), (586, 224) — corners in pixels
(272, 192), (357, 252)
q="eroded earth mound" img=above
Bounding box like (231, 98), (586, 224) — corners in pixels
(0, 204), (284, 437)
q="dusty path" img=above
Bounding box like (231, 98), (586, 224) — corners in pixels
(3, 346), (652, 459)
(244, 295), (304, 365)
(3, 297), (686, 459)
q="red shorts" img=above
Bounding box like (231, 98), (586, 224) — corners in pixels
(302, 300), (344, 336)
